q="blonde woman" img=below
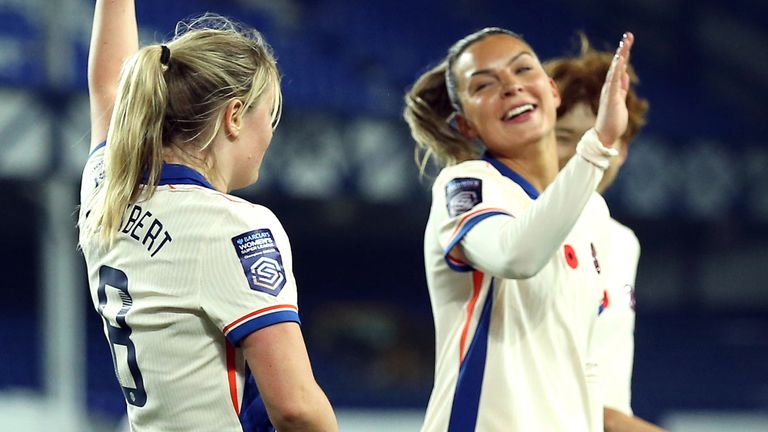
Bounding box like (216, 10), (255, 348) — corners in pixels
(404, 28), (634, 431)
(80, 1), (337, 431)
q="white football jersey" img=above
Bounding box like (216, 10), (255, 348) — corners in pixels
(78, 143), (298, 432)
(593, 218), (640, 415)
(420, 152), (609, 432)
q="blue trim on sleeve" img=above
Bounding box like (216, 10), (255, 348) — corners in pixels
(226, 310), (301, 346)
(88, 141), (107, 158)
(482, 152), (540, 199)
(444, 211), (511, 272)
(448, 280), (494, 432)
(446, 258), (474, 273)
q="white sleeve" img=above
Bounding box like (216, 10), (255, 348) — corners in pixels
(460, 129), (616, 279)
(199, 204), (300, 346)
(80, 141), (106, 207)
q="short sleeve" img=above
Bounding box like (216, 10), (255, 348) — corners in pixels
(80, 141), (106, 206)
(431, 162), (519, 272)
(199, 204), (300, 346)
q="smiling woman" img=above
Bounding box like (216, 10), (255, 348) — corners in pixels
(449, 35), (562, 189)
(404, 28), (635, 432)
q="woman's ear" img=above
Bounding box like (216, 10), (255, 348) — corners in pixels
(223, 98), (244, 139)
(455, 113), (479, 140)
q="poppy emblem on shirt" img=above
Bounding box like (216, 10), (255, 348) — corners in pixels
(564, 244), (578, 269)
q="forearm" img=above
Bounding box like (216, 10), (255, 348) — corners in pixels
(89, 0), (139, 146)
(89, 0), (138, 90)
(244, 324), (338, 431)
(269, 385), (338, 432)
(604, 408), (666, 432)
(461, 129), (613, 278)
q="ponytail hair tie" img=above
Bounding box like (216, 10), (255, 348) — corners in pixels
(160, 45), (171, 66)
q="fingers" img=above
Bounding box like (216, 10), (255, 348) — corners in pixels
(617, 32), (634, 64)
(618, 32), (634, 91)
(607, 32), (634, 92)
(595, 32), (635, 147)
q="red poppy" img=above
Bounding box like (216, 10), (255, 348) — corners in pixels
(564, 244), (578, 269)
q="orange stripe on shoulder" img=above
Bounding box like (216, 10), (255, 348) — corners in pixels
(449, 207), (511, 239)
(223, 304), (299, 333)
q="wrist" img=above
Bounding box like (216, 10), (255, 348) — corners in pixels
(577, 128), (619, 170)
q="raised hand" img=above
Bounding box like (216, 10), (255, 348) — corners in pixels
(594, 32), (634, 148)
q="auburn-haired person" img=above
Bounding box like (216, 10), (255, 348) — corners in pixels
(546, 33), (649, 193)
(546, 36), (663, 432)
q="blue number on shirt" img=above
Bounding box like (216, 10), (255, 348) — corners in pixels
(97, 266), (147, 407)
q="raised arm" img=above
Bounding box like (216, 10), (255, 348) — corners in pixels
(458, 33), (635, 278)
(242, 322), (338, 431)
(88, 0), (139, 150)
(460, 130), (612, 278)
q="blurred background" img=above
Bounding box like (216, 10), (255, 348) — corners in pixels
(1, 0), (767, 430)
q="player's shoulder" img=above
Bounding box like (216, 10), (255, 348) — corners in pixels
(80, 142), (108, 204)
(190, 189), (282, 231)
(193, 188), (267, 211)
(435, 160), (499, 181)
(608, 217), (640, 250)
(588, 192), (610, 217)
(576, 192), (612, 233)
(433, 160), (505, 194)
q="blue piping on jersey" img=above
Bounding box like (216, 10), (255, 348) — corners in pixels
(446, 256), (474, 273)
(444, 211), (511, 272)
(89, 141), (107, 158)
(482, 152), (540, 199)
(448, 279), (494, 432)
(240, 367), (276, 432)
(150, 163), (217, 190)
(226, 310), (301, 346)
(95, 141), (217, 190)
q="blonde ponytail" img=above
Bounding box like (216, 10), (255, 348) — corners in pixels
(97, 45), (168, 245)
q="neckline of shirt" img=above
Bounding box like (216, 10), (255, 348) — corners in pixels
(481, 152), (540, 199)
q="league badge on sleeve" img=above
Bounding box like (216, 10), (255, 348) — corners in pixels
(446, 177), (483, 217)
(231, 229), (286, 296)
